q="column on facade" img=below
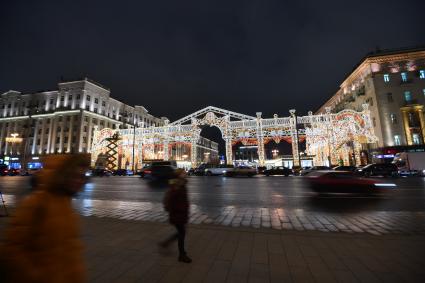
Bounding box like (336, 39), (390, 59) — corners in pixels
(289, 109), (300, 167)
(415, 105), (425, 143)
(222, 115), (233, 165)
(401, 108), (412, 145)
(136, 128), (143, 169)
(31, 119), (39, 155)
(47, 118), (54, 154)
(86, 116), (93, 153)
(78, 111), (85, 153)
(67, 116), (73, 153)
(353, 140), (362, 166)
(255, 112), (265, 166)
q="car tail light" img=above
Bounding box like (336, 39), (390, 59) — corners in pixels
(144, 170), (152, 174)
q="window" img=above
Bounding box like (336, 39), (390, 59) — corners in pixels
(50, 99), (54, 105)
(94, 108), (98, 113)
(383, 74), (390, 82)
(387, 93), (393, 102)
(56, 137), (60, 143)
(420, 70), (425, 79)
(76, 94), (80, 100)
(404, 91), (412, 102)
(84, 126), (87, 132)
(38, 129), (42, 134)
(58, 116), (62, 122)
(412, 134), (421, 145)
(37, 139), (41, 145)
(401, 72), (407, 82)
(102, 101), (106, 107)
(57, 127), (61, 132)
(84, 116), (88, 122)
(60, 96), (64, 102)
(372, 117), (376, 127)
(390, 114), (397, 124)
(64, 137), (68, 143)
(95, 98), (98, 104)
(86, 95), (91, 101)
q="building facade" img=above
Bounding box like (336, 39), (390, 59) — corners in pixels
(0, 78), (167, 169)
(317, 47), (425, 154)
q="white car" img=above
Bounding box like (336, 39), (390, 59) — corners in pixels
(205, 165), (234, 176)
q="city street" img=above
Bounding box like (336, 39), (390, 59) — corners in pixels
(2, 175), (425, 235)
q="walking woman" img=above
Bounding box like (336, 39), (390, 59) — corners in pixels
(159, 169), (192, 263)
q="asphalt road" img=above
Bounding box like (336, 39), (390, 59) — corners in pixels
(1, 175), (425, 213)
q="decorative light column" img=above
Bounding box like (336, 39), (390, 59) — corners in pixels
(221, 115), (232, 165)
(289, 109), (300, 167)
(190, 118), (199, 168)
(255, 112), (265, 166)
(163, 119), (170, 161)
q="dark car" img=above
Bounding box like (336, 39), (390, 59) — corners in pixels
(333, 165), (357, 172)
(355, 163), (399, 177)
(263, 166), (292, 176)
(0, 164), (9, 176)
(91, 168), (112, 177)
(113, 169), (132, 176)
(142, 165), (176, 181)
(7, 168), (20, 176)
(306, 171), (396, 194)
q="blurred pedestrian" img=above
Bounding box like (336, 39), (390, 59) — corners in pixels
(0, 154), (89, 283)
(159, 168), (192, 263)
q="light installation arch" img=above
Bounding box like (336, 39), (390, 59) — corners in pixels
(91, 105), (377, 169)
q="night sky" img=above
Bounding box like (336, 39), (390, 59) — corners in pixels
(1, 0), (424, 122)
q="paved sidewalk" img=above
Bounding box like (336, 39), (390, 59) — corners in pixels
(3, 193), (425, 235)
(2, 215), (425, 282)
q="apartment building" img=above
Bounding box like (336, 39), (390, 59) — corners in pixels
(317, 46), (425, 154)
(0, 78), (166, 168)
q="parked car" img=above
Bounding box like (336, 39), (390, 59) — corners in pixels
(112, 169), (133, 176)
(263, 166), (292, 176)
(306, 171), (396, 194)
(355, 163), (399, 177)
(7, 168), (20, 176)
(300, 166), (332, 176)
(205, 165), (234, 176)
(225, 166), (256, 177)
(291, 165), (303, 176)
(333, 165), (357, 172)
(91, 168), (112, 177)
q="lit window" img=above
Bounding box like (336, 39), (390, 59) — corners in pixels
(401, 72), (407, 82)
(383, 74), (390, 82)
(390, 114), (397, 124)
(394, 135), (401, 146)
(423, 89), (425, 97)
(86, 95), (91, 101)
(420, 70), (425, 79)
(404, 91), (412, 102)
(412, 134), (421, 145)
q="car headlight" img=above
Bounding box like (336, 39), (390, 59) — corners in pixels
(222, 170), (226, 173)
(374, 183), (396, 187)
(358, 169), (363, 172)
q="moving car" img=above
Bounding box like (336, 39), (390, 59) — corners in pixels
(306, 171), (396, 194)
(225, 166), (256, 177)
(355, 163), (398, 177)
(263, 166), (292, 176)
(300, 166), (332, 176)
(205, 165), (234, 176)
(333, 165), (357, 172)
(142, 164), (176, 181)
(0, 164), (9, 176)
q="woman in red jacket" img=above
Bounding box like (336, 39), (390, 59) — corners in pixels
(160, 169), (192, 263)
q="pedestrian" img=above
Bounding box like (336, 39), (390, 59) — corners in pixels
(159, 168), (192, 263)
(0, 154), (89, 283)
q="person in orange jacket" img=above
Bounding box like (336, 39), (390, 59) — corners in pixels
(1, 154), (89, 283)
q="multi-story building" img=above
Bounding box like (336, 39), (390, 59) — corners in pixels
(0, 78), (167, 169)
(317, 46), (425, 159)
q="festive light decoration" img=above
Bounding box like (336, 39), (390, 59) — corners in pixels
(91, 105), (377, 168)
(5, 133), (23, 144)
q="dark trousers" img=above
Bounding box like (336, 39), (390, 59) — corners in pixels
(162, 224), (186, 255)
